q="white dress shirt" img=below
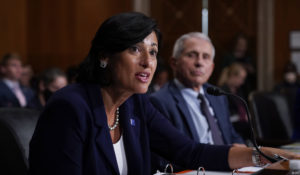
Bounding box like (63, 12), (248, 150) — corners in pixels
(113, 134), (128, 175)
(174, 79), (215, 144)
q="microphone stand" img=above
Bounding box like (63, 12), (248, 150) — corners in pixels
(222, 91), (279, 163)
(207, 87), (284, 163)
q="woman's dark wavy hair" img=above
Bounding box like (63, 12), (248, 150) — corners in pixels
(77, 12), (162, 85)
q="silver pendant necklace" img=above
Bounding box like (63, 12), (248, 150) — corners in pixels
(108, 107), (119, 130)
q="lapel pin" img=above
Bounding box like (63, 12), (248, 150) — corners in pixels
(130, 118), (135, 126)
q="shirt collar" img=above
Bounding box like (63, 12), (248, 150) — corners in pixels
(3, 78), (20, 89)
(174, 78), (205, 97)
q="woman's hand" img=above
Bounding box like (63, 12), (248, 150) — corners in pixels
(260, 147), (300, 164)
(232, 143), (247, 147)
(228, 146), (300, 170)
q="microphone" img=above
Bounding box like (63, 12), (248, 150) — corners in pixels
(206, 86), (228, 96)
(206, 86), (280, 163)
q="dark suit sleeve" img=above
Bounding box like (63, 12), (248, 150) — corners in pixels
(142, 96), (231, 171)
(29, 98), (86, 175)
(149, 94), (171, 120)
(222, 96), (245, 144)
(230, 125), (245, 143)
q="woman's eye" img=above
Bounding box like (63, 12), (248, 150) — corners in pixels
(129, 45), (140, 52)
(150, 50), (158, 57)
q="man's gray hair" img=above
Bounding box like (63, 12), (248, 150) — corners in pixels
(172, 32), (215, 59)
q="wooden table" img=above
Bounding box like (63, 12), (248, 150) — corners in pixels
(253, 160), (290, 175)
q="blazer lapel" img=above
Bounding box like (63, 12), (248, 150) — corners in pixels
(169, 81), (199, 140)
(0, 81), (20, 106)
(119, 98), (143, 174)
(85, 84), (119, 174)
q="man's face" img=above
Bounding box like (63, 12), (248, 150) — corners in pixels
(172, 37), (214, 91)
(48, 76), (68, 92)
(2, 58), (23, 81)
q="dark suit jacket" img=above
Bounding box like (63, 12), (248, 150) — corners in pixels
(150, 80), (244, 144)
(0, 80), (34, 107)
(29, 83), (231, 175)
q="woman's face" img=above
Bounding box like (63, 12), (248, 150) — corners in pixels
(232, 69), (247, 88)
(109, 31), (158, 94)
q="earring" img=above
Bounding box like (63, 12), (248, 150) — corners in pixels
(100, 60), (107, 68)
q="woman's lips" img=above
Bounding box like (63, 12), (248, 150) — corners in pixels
(135, 72), (150, 83)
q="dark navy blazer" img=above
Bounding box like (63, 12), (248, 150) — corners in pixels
(0, 80), (34, 107)
(29, 83), (231, 175)
(150, 80), (244, 144)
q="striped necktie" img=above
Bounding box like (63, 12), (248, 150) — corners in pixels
(198, 93), (224, 145)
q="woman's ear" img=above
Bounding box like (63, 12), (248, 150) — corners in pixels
(98, 56), (111, 86)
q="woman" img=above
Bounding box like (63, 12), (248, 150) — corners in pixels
(218, 63), (250, 141)
(29, 12), (299, 175)
(221, 34), (256, 98)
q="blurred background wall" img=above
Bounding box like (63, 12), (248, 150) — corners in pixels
(1, 0), (300, 91)
(0, 0), (132, 73)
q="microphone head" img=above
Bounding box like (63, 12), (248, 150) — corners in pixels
(206, 87), (225, 96)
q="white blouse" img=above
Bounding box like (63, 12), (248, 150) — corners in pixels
(113, 135), (128, 175)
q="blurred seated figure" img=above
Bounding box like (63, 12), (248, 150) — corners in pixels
(20, 64), (34, 89)
(0, 53), (34, 108)
(221, 33), (256, 98)
(218, 63), (251, 141)
(274, 62), (300, 92)
(221, 34), (254, 73)
(66, 65), (79, 84)
(27, 68), (67, 111)
(148, 67), (169, 93)
(274, 62), (300, 118)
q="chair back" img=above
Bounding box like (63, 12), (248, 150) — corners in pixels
(0, 108), (40, 175)
(249, 91), (293, 141)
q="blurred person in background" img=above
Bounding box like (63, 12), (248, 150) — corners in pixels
(147, 66), (169, 93)
(66, 65), (79, 84)
(274, 62), (300, 93)
(221, 34), (256, 98)
(0, 53), (34, 107)
(20, 64), (35, 88)
(28, 68), (68, 111)
(274, 62), (300, 118)
(218, 63), (250, 141)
